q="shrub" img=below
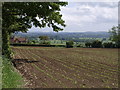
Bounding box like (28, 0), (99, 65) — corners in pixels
(115, 42), (120, 48)
(85, 42), (91, 48)
(42, 41), (51, 45)
(55, 45), (65, 47)
(77, 44), (83, 47)
(91, 40), (102, 48)
(103, 42), (116, 48)
(32, 40), (36, 44)
(66, 41), (74, 48)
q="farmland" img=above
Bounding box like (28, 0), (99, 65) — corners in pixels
(12, 46), (118, 88)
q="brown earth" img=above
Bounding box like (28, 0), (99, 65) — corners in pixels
(12, 46), (118, 88)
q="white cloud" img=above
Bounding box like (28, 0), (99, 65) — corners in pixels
(89, 5), (118, 20)
(61, 3), (118, 21)
(29, 2), (118, 32)
(60, 2), (118, 32)
(60, 0), (119, 2)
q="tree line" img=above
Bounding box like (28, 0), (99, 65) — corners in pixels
(85, 41), (117, 48)
(66, 26), (120, 48)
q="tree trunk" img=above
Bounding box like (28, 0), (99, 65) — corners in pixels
(2, 29), (11, 58)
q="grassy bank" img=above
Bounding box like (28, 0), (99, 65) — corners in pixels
(2, 56), (23, 88)
(0, 57), (2, 89)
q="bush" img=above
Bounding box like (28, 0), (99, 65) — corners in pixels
(103, 42), (116, 48)
(31, 40), (36, 44)
(55, 45), (66, 47)
(66, 41), (74, 48)
(39, 41), (51, 45)
(115, 42), (120, 48)
(91, 40), (102, 48)
(77, 44), (83, 47)
(85, 42), (91, 48)
(42, 41), (51, 45)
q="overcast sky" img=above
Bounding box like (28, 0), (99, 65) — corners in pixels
(28, 2), (118, 32)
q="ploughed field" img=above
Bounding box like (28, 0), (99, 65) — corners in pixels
(12, 46), (118, 88)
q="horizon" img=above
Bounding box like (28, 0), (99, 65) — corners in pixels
(18, 31), (110, 34)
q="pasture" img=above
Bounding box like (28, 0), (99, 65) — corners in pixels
(12, 46), (118, 88)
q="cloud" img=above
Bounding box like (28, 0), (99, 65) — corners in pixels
(60, 2), (118, 32)
(60, 0), (119, 2)
(61, 2), (118, 22)
(29, 2), (118, 32)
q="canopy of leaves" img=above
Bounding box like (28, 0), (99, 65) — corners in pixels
(91, 40), (102, 48)
(66, 41), (74, 48)
(2, 2), (68, 33)
(39, 36), (49, 40)
(2, 2), (67, 58)
(85, 42), (91, 47)
(109, 26), (120, 44)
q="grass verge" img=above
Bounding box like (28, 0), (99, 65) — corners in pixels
(0, 57), (2, 89)
(2, 56), (23, 88)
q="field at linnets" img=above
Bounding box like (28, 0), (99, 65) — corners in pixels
(12, 46), (118, 88)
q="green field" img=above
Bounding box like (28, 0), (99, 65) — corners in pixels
(34, 38), (111, 47)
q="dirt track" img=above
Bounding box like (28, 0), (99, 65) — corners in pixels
(12, 46), (118, 88)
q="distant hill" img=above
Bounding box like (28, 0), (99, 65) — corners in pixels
(13, 31), (110, 40)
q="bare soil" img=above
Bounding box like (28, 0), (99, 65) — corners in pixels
(12, 46), (118, 88)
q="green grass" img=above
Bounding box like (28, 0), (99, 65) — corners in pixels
(0, 57), (2, 89)
(2, 56), (23, 88)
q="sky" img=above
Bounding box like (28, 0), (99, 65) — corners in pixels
(28, 1), (118, 32)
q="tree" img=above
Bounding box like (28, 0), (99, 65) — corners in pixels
(77, 44), (83, 47)
(109, 26), (120, 48)
(32, 40), (36, 44)
(103, 42), (116, 48)
(2, 2), (68, 58)
(85, 42), (91, 48)
(39, 36), (50, 45)
(39, 36), (49, 40)
(91, 40), (102, 48)
(66, 41), (74, 48)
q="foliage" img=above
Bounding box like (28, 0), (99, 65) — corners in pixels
(85, 42), (91, 48)
(76, 44), (83, 47)
(39, 36), (49, 40)
(2, 2), (67, 58)
(66, 41), (74, 48)
(39, 36), (50, 45)
(91, 40), (102, 48)
(32, 40), (36, 44)
(109, 26), (120, 48)
(103, 42), (116, 48)
(2, 2), (67, 33)
(41, 41), (51, 45)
